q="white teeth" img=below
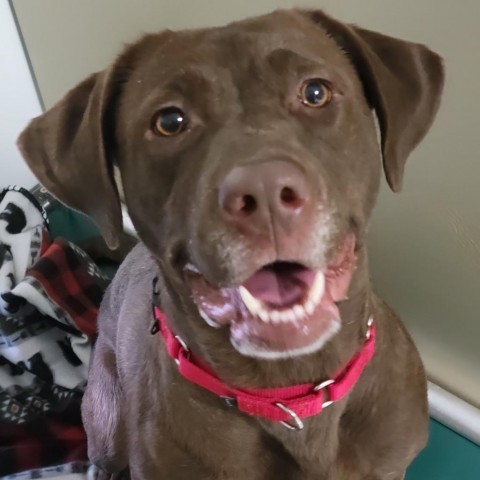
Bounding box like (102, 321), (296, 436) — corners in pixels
(239, 271), (325, 324)
(284, 310), (296, 323)
(258, 308), (270, 323)
(304, 300), (316, 316)
(271, 310), (281, 323)
(308, 272), (325, 304)
(199, 309), (221, 328)
(239, 286), (263, 316)
(294, 305), (305, 320)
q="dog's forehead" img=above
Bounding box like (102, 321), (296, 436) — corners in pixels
(131, 11), (345, 81)
(213, 11), (337, 57)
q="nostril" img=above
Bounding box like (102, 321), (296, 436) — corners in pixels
(280, 187), (296, 204)
(241, 194), (257, 215)
(280, 186), (305, 209)
(222, 192), (258, 217)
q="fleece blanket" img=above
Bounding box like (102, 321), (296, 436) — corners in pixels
(0, 186), (109, 477)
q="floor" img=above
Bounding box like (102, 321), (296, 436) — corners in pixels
(407, 420), (480, 479)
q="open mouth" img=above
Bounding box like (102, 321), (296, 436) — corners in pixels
(185, 234), (357, 359)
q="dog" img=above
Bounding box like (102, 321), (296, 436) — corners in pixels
(18, 8), (444, 479)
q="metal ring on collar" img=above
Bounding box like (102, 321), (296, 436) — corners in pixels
(313, 378), (335, 393)
(313, 379), (335, 408)
(174, 335), (190, 365)
(275, 402), (305, 431)
(365, 317), (374, 339)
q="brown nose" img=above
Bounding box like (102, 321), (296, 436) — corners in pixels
(219, 160), (311, 236)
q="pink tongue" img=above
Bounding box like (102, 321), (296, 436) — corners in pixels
(242, 263), (316, 307)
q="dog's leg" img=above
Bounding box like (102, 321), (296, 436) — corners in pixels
(82, 333), (128, 474)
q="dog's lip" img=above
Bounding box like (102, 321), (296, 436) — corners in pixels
(183, 233), (357, 357)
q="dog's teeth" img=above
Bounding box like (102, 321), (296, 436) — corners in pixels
(258, 308), (270, 323)
(308, 272), (325, 305)
(305, 300), (316, 316)
(293, 305), (305, 320)
(270, 310), (281, 323)
(239, 286), (263, 316)
(285, 310), (297, 323)
(240, 279), (324, 324)
(198, 309), (220, 328)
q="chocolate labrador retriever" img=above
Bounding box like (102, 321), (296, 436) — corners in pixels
(18, 9), (444, 480)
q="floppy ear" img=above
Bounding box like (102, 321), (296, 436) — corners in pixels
(304, 10), (445, 192)
(17, 67), (123, 249)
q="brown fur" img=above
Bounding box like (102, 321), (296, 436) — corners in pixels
(17, 9), (444, 480)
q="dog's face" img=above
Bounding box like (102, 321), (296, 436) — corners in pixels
(18, 10), (444, 359)
(117, 12), (382, 359)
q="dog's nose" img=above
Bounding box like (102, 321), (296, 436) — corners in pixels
(219, 160), (310, 234)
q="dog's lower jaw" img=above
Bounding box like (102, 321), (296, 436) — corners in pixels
(231, 317), (341, 360)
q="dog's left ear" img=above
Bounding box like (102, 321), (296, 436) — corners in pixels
(17, 68), (123, 249)
(303, 10), (445, 192)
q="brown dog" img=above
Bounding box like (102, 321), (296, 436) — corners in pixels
(18, 9), (444, 480)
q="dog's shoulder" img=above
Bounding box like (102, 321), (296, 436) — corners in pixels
(98, 242), (155, 332)
(115, 242), (155, 288)
(107, 241), (150, 289)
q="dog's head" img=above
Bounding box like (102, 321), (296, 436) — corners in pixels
(18, 10), (444, 360)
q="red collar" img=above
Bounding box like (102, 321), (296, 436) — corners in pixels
(154, 307), (375, 431)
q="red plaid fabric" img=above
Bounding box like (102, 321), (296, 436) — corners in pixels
(1, 401), (87, 476)
(28, 238), (104, 339)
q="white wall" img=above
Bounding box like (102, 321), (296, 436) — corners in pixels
(0, 0), (41, 189)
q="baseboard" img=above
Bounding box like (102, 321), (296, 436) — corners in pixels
(428, 382), (480, 445)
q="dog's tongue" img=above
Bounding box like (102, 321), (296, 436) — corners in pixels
(242, 263), (316, 307)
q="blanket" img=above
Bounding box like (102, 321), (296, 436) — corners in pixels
(0, 186), (108, 477)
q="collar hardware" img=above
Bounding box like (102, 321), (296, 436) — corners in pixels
(366, 317), (374, 339)
(275, 402), (305, 431)
(314, 379), (336, 408)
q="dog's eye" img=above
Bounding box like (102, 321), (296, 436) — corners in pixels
(300, 80), (332, 108)
(152, 107), (187, 137)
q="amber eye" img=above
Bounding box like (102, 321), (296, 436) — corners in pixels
(300, 79), (332, 108)
(152, 107), (187, 136)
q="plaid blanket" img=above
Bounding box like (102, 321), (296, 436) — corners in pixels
(0, 186), (109, 476)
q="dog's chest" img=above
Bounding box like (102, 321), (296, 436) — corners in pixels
(134, 394), (342, 479)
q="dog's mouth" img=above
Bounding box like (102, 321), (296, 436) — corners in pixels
(185, 234), (357, 359)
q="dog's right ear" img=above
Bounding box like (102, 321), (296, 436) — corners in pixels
(17, 67), (123, 249)
(302, 10), (445, 193)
